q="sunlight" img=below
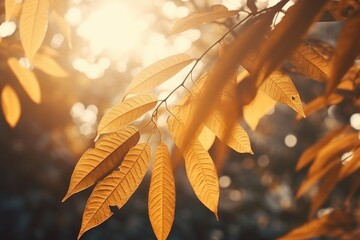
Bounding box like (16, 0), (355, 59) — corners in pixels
(76, 1), (148, 58)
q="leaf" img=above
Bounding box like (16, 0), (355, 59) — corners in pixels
(33, 53), (68, 77)
(62, 126), (140, 201)
(19, 0), (50, 62)
(296, 126), (348, 171)
(289, 43), (330, 82)
(7, 57), (41, 104)
(297, 93), (344, 119)
(169, 4), (239, 36)
(278, 210), (348, 240)
(1, 85), (21, 128)
(97, 94), (158, 135)
(5, 0), (22, 21)
(206, 111), (253, 154)
(168, 114), (219, 218)
(326, 9), (360, 95)
(198, 126), (216, 151)
(78, 143), (151, 239)
(125, 54), (194, 95)
(148, 143), (175, 240)
(243, 90), (276, 130)
(260, 71), (305, 117)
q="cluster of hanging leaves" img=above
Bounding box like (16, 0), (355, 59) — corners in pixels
(0, 0), (69, 127)
(61, 0), (359, 239)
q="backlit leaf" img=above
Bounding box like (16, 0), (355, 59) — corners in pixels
(289, 43), (330, 82)
(326, 9), (360, 94)
(169, 4), (239, 36)
(149, 143), (175, 240)
(97, 94), (158, 135)
(5, 0), (22, 21)
(125, 54), (194, 95)
(1, 85), (21, 128)
(19, 0), (50, 62)
(62, 126), (140, 201)
(168, 114), (219, 218)
(206, 111), (253, 154)
(243, 90), (276, 130)
(7, 57), (41, 104)
(198, 126), (216, 151)
(78, 143), (151, 239)
(260, 71), (305, 117)
(33, 53), (68, 77)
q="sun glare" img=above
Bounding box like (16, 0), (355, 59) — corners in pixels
(76, 1), (147, 57)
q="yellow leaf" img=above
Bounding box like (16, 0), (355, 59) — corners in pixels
(7, 57), (41, 104)
(149, 143), (175, 240)
(1, 85), (21, 128)
(243, 90), (276, 130)
(168, 114), (219, 218)
(327, 9), (360, 95)
(206, 111), (253, 154)
(125, 54), (194, 95)
(261, 71), (305, 117)
(19, 0), (50, 62)
(289, 43), (330, 82)
(78, 143), (151, 239)
(5, 0), (22, 21)
(180, 72), (208, 106)
(198, 126), (216, 151)
(169, 4), (239, 36)
(298, 93), (344, 119)
(33, 53), (68, 77)
(62, 126), (140, 202)
(97, 94), (158, 135)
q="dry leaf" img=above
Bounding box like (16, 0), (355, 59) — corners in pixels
(19, 0), (50, 62)
(289, 43), (330, 82)
(97, 94), (158, 135)
(78, 143), (151, 239)
(243, 90), (276, 130)
(169, 4), (239, 36)
(327, 9), (360, 95)
(62, 126), (140, 201)
(125, 54), (194, 95)
(33, 53), (68, 77)
(7, 57), (41, 104)
(168, 114), (219, 218)
(148, 143), (175, 240)
(1, 85), (21, 128)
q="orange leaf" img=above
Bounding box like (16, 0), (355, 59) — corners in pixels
(148, 143), (175, 240)
(78, 143), (151, 239)
(1, 85), (21, 128)
(62, 126), (140, 201)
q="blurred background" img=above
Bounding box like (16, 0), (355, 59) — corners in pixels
(0, 0), (357, 239)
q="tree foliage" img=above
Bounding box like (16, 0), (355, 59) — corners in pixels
(1, 0), (360, 239)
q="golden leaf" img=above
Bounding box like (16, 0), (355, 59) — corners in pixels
(169, 4), (239, 36)
(289, 43), (330, 82)
(168, 114), (219, 218)
(5, 0), (22, 21)
(260, 71), (305, 117)
(62, 126), (140, 201)
(125, 54), (194, 95)
(198, 126), (216, 151)
(243, 90), (276, 130)
(298, 93), (344, 119)
(7, 57), (41, 104)
(78, 143), (151, 239)
(148, 143), (175, 240)
(97, 94), (158, 135)
(1, 85), (21, 128)
(19, 0), (50, 62)
(327, 9), (360, 95)
(206, 111), (253, 154)
(33, 53), (68, 77)
(296, 126), (348, 171)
